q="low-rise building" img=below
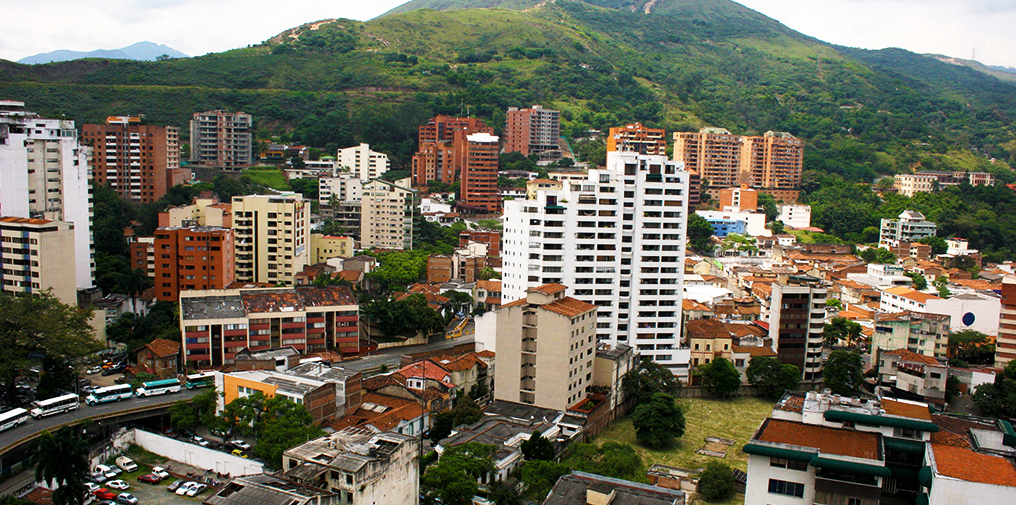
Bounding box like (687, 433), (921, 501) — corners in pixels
(875, 348), (948, 406)
(879, 210), (937, 249)
(880, 287), (1000, 336)
(283, 428), (418, 505)
(310, 234), (355, 263)
(204, 474), (340, 505)
(134, 338), (180, 379)
(777, 204), (811, 229)
(543, 471), (686, 505)
(216, 361), (362, 422)
(872, 311), (951, 358)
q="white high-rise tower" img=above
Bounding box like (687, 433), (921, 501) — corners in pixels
(502, 151), (692, 379)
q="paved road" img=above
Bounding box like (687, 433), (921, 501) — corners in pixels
(0, 388), (202, 450)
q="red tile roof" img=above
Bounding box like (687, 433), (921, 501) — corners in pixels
(137, 338), (180, 358)
(476, 350), (495, 358)
(932, 442), (1016, 486)
(530, 283), (567, 295)
(398, 360), (453, 387)
(883, 286), (941, 303)
(543, 297), (596, 317)
(732, 345), (777, 357)
(881, 398), (932, 421)
(476, 280), (501, 292)
(882, 349), (941, 367)
(432, 353), (484, 373)
(756, 418), (881, 460)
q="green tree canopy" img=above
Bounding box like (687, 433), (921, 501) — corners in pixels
(520, 430), (555, 461)
(698, 462), (736, 502)
(699, 357), (741, 398)
(631, 393), (685, 449)
(421, 443), (497, 505)
(518, 460), (571, 500)
(32, 427), (90, 505)
(860, 247), (897, 264)
(430, 396), (483, 443)
(905, 271), (928, 290)
(622, 358), (682, 406)
(687, 213), (715, 252)
(919, 236), (949, 255)
(824, 317), (863, 347)
(564, 442), (642, 481)
(746, 356), (801, 400)
(824, 350), (865, 396)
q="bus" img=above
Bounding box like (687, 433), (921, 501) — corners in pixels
(0, 408), (29, 432)
(85, 384), (133, 406)
(185, 372), (215, 390)
(29, 394), (80, 419)
(134, 378), (181, 397)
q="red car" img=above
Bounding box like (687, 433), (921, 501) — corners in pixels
(138, 474), (162, 484)
(93, 488), (116, 500)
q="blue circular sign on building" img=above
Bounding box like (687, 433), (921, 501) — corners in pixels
(962, 312), (976, 326)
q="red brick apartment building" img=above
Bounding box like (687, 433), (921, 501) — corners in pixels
(82, 116), (187, 203)
(154, 226), (235, 302)
(179, 286), (359, 369)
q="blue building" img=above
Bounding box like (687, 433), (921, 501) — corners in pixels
(705, 218), (746, 238)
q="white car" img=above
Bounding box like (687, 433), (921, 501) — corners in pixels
(115, 456), (138, 473)
(85, 482), (101, 493)
(87, 366), (102, 375)
(176, 481), (198, 495)
(151, 466), (170, 479)
(106, 480), (129, 490)
(93, 465), (118, 479)
(229, 440), (252, 451)
(186, 483), (208, 497)
(191, 435), (210, 447)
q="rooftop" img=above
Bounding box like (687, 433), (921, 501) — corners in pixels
(137, 338), (180, 359)
(544, 472), (685, 505)
(543, 297), (597, 317)
(181, 293), (245, 321)
(880, 398), (933, 421)
(204, 474), (336, 505)
(284, 427), (414, 474)
(883, 286), (941, 303)
(754, 418), (882, 460)
(530, 283), (568, 295)
(932, 442), (1016, 487)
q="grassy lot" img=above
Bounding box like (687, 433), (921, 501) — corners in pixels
(591, 396), (775, 505)
(242, 166), (290, 190)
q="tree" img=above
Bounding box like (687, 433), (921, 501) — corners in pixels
(520, 430), (555, 461)
(430, 396), (483, 443)
(169, 389), (219, 432)
(687, 213), (715, 252)
(972, 362), (1016, 418)
(746, 357), (801, 400)
(769, 220), (785, 235)
(860, 247), (897, 264)
(631, 393), (685, 449)
(823, 351), (864, 396)
(564, 442), (642, 481)
(0, 292), (100, 401)
(486, 480), (522, 505)
(477, 267), (501, 280)
(518, 460), (570, 499)
(698, 462), (736, 502)
(36, 356), (76, 399)
(945, 375), (961, 403)
(698, 357), (741, 398)
(757, 193), (779, 222)
(919, 236), (949, 255)
(118, 268), (152, 315)
(421, 443), (497, 505)
(622, 358), (682, 406)
(32, 427), (90, 505)
(824, 317), (862, 347)
(949, 330), (992, 363)
(254, 396), (325, 468)
(905, 272), (928, 290)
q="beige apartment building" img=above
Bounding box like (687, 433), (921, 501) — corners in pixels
(310, 234), (355, 263)
(159, 194), (232, 228)
(0, 217), (78, 305)
(360, 178), (415, 250)
(189, 109), (252, 169)
(673, 128), (804, 193)
(231, 194), (310, 284)
(337, 143), (390, 182)
(497, 283), (598, 410)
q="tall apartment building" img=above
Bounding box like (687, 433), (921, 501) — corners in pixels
(179, 286), (360, 368)
(502, 151), (692, 378)
(410, 141), (455, 186)
(0, 100), (94, 290)
(879, 210), (937, 249)
(360, 178), (416, 250)
(231, 194), (310, 285)
(411, 116), (493, 187)
(503, 105), (561, 158)
(673, 128), (804, 193)
(159, 194), (232, 228)
(418, 115), (489, 143)
(318, 172), (362, 207)
(458, 132), (501, 213)
(82, 116), (186, 203)
(497, 284), (597, 409)
(189, 110), (252, 169)
(607, 123), (666, 155)
(768, 276), (826, 380)
(997, 276), (1016, 367)
(0, 217), (78, 305)
(337, 143), (390, 182)
(129, 236), (155, 278)
(153, 226), (235, 302)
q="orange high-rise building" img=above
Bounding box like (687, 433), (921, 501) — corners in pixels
(997, 277), (1016, 367)
(457, 132), (502, 214)
(154, 226), (235, 302)
(673, 128), (803, 192)
(83, 117), (187, 203)
(673, 128), (745, 189)
(503, 105), (561, 157)
(411, 116), (494, 187)
(607, 123), (666, 155)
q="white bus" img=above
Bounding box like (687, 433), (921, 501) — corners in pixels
(29, 393), (80, 418)
(0, 408), (29, 432)
(134, 378), (181, 397)
(85, 384), (133, 406)
(184, 372), (215, 390)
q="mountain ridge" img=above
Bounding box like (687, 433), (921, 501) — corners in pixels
(17, 41), (188, 64)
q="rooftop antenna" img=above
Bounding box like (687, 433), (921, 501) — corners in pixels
(972, 47), (976, 61)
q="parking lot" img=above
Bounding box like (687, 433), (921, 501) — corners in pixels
(91, 454), (220, 505)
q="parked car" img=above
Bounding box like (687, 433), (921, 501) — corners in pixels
(77, 378), (91, 388)
(93, 488), (116, 501)
(166, 480), (184, 492)
(93, 465), (117, 480)
(150, 466), (169, 479)
(191, 435), (210, 447)
(231, 449), (248, 458)
(176, 481), (198, 495)
(229, 440), (252, 451)
(106, 480), (129, 490)
(85, 482), (101, 493)
(137, 474), (161, 484)
(102, 364), (127, 376)
(115, 456), (138, 473)
(89, 472), (108, 484)
(116, 492), (139, 505)
(186, 483), (208, 497)
(86, 366), (103, 375)
(81, 385), (97, 395)
(98, 501), (116, 505)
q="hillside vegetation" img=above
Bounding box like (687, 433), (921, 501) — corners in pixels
(1, 0), (1015, 255)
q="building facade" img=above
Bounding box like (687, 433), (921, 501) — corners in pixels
(502, 151), (692, 378)
(337, 143), (390, 182)
(607, 123), (666, 155)
(231, 194), (310, 284)
(189, 110), (252, 169)
(457, 132), (501, 213)
(502, 105), (561, 158)
(154, 226), (235, 302)
(673, 128), (804, 192)
(360, 178), (416, 250)
(768, 276), (826, 380)
(998, 276), (1016, 367)
(497, 284), (598, 410)
(879, 210), (937, 249)
(411, 115), (493, 186)
(872, 311), (950, 359)
(82, 116), (185, 203)
(0, 217), (78, 305)
(0, 100), (94, 291)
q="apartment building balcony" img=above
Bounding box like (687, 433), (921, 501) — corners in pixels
(814, 472), (882, 503)
(520, 378), (537, 392)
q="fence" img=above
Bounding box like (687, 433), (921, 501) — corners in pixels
(112, 428), (264, 476)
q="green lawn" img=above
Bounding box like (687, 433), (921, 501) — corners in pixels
(242, 166), (290, 190)
(591, 396), (776, 504)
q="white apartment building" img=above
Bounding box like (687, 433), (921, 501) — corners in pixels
(502, 151), (692, 378)
(231, 194), (310, 284)
(318, 172), (363, 206)
(497, 284), (598, 409)
(880, 286), (1000, 336)
(879, 210), (937, 249)
(0, 217), (78, 305)
(0, 100), (94, 290)
(695, 209), (769, 237)
(777, 204), (811, 229)
(337, 143), (390, 182)
(360, 178), (415, 250)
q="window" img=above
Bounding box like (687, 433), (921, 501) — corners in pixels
(770, 458), (808, 471)
(768, 479), (805, 498)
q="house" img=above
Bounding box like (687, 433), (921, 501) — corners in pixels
(326, 391), (428, 437)
(134, 338), (180, 379)
(204, 474), (339, 505)
(875, 348), (949, 406)
(543, 471), (686, 505)
(437, 410), (562, 484)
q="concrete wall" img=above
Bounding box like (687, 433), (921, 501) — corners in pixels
(929, 475), (1016, 505)
(132, 429), (264, 476)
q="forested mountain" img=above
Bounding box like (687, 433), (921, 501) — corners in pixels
(1, 0), (1015, 257)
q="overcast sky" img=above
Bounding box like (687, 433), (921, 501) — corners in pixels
(1, 0), (1014, 67)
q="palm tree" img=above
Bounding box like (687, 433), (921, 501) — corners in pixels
(32, 427), (89, 505)
(118, 268), (152, 315)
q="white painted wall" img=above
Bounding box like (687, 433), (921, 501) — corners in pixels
(744, 453), (817, 505)
(132, 429), (264, 476)
(929, 474), (1016, 504)
(473, 310), (497, 352)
